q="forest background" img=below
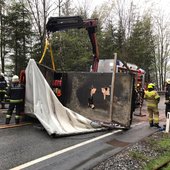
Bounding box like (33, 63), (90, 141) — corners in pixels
(0, 0), (170, 90)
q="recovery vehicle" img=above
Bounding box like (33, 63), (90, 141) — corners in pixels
(46, 16), (99, 72)
(36, 16), (135, 129)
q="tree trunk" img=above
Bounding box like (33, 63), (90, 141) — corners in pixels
(0, 6), (4, 73)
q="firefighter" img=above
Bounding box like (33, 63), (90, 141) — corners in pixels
(5, 75), (25, 124)
(0, 73), (7, 109)
(165, 79), (170, 118)
(144, 83), (161, 128)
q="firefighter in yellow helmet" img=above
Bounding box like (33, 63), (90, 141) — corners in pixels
(144, 83), (161, 128)
(5, 75), (25, 124)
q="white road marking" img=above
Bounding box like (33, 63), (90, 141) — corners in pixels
(131, 122), (144, 127)
(10, 129), (122, 170)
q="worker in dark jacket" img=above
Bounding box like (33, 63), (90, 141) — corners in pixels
(165, 79), (170, 118)
(0, 73), (7, 109)
(5, 75), (25, 124)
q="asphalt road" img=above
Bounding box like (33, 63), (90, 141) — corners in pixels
(0, 120), (160, 170)
(0, 122), (110, 170)
(26, 123), (159, 170)
(0, 95), (166, 170)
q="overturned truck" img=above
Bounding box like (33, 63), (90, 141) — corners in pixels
(38, 63), (134, 127)
(25, 16), (135, 136)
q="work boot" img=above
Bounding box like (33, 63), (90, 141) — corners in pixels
(6, 112), (12, 124)
(15, 114), (20, 124)
(1, 103), (5, 109)
(150, 122), (154, 127)
(154, 123), (161, 128)
(5, 118), (10, 124)
(15, 118), (20, 124)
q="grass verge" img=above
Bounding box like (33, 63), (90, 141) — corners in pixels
(143, 133), (170, 170)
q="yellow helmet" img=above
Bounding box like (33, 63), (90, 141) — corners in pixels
(150, 83), (155, 87)
(166, 79), (170, 84)
(148, 83), (154, 89)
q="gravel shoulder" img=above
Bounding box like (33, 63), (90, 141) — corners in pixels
(92, 96), (168, 170)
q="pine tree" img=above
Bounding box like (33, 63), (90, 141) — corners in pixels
(6, 1), (33, 75)
(127, 16), (155, 81)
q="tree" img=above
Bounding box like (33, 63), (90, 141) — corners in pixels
(110, 0), (139, 60)
(0, 0), (6, 73)
(25, 0), (49, 61)
(50, 28), (92, 71)
(85, 3), (115, 60)
(153, 13), (170, 90)
(6, 1), (33, 74)
(48, 1), (106, 71)
(99, 20), (117, 59)
(62, 0), (74, 16)
(127, 16), (155, 82)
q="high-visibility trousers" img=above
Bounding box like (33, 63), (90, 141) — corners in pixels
(147, 106), (159, 124)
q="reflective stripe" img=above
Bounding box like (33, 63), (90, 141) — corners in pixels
(6, 115), (11, 118)
(148, 118), (153, 121)
(0, 90), (6, 92)
(10, 99), (23, 103)
(155, 95), (160, 99)
(10, 87), (22, 90)
(147, 103), (157, 107)
(15, 115), (20, 119)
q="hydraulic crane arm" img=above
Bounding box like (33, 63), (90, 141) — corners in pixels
(46, 16), (99, 72)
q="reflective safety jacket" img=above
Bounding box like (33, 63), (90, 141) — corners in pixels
(0, 79), (7, 93)
(7, 83), (25, 103)
(144, 90), (160, 107)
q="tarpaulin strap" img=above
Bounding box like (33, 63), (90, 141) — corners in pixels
(39, 38), (49, 64)
(20, 70), (26, 84)
(39, 38), (56, 70)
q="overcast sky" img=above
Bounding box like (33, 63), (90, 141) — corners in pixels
(72, 0), (170, 16)
(49, 0), (170, 24)
(72, 0), (108, 13)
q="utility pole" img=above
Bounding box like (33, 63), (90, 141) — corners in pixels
(109, 53), (117, 121)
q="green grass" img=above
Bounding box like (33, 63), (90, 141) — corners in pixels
(129, 151), (148, 162)
(143, 134), (170, 170)
(144, 153), (170, 170)
(163, 163), (170, 170)
(158, 138), (170, 149)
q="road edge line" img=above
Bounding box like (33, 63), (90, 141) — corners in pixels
(10, 129), (122, 170)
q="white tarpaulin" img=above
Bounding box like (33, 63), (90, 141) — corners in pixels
(25, 59), (102, 135)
